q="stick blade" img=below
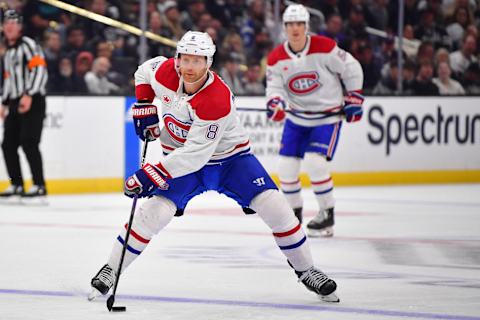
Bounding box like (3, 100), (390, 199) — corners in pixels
(107, 295), (127, 312)
(112, 306), (127, 312)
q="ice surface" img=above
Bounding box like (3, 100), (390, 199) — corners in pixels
(1, 185), (479, 320)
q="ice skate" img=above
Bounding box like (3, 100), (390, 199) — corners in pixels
(306, 208), (334, 237)
(21, 185), (48, 206)
(295, 266), (339, 303)
(88, 264), (116, 301)
(293, 207), (303, 223)
(0, 185), (24, 205)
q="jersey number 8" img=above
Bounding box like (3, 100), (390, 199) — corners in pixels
(206, 124), (219, 140)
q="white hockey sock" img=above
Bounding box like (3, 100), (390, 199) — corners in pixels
(278, 156), (303, 209)
(108, 223), (150, 274)
(304, 153), (335, 210)
(108, 196), (176, 273)
(251, 190), (313, 272)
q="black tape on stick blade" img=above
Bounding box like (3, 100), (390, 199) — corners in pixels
(111, 306), (127, 312)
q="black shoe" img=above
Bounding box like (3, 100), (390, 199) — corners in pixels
(0, 185), (24, 197)
(306, 208), (334, 237)
(89, 264), (116, 300)
(22, 185), (47, 198)
(294, 266), (339, 302)
(293, 207), (303, 223)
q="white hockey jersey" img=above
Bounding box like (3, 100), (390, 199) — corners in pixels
(134, 57), (250, 179)
(266, 35), (364, 127)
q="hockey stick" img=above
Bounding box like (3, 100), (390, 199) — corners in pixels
(236, 107), (345, 117)
(107, 137), (150, 312)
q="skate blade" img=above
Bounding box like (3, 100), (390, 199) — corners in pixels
(307, 227), (333, 238)
(20, 196), (49, 206)
(320, 292), (340, 303)
(88, 288), (103, 301)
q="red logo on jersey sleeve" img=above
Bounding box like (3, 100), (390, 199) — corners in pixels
(287, 72), (322, 95)
(162, 95), (172, 104)
(163, 114), (191, 143)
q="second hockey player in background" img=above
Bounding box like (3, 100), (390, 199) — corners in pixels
(266, 4), (364, 237)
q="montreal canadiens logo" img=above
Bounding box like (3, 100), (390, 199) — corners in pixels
(163, 114), (191, 143)
(288, 72), (321, 95)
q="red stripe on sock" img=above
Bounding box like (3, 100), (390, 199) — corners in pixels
(124, 224), (150, 244)
(273, 223), (301, 237)
(311, 177), (332, 185)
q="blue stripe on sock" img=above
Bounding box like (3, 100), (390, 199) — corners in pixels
(282, 189), (302, 194)
(117, 236), (142, 255)
(314, 187), (333, 195)
(278, 235), (307, 250)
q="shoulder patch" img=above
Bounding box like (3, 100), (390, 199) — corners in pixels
(267, 44), (291, 66)
(307, 35), (336, 55)
(155, 58), (179, 92)
(190, 73), (231, 121)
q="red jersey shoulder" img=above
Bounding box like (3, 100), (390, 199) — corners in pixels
(190, 73), (231, 121)
(155, 58), (179, 91)
(267, 44), (290, 66)
(307, 35), (336, 55)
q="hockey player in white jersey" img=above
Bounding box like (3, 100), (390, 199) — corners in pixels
(266, 4), (364, 237)
(89, 31), (339, 303)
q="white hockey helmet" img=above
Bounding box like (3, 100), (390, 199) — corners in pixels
(283, 4), (310, 23)
(283, 4), (310, 32)
(175, 31), (216, 69)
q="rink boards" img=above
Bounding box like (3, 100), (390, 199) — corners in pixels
(0, 96), (479, 193)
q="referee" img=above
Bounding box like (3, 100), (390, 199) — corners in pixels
(0, 10), (48, 199)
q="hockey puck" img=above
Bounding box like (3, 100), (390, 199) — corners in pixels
(111, 306), (127, 312)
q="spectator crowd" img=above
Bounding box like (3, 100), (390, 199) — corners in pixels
(2, 0), (480, 96)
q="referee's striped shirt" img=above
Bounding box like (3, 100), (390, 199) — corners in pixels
(2, 35), (48, 104)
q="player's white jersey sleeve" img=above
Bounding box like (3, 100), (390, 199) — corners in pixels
(326, 45), (364, 92)
(161, 112), (231, 178)
(134, 56), (169, 89)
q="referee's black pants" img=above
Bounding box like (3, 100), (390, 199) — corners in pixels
(1, 94), (46, 187)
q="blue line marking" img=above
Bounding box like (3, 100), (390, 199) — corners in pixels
(0, 288), (479, 320)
